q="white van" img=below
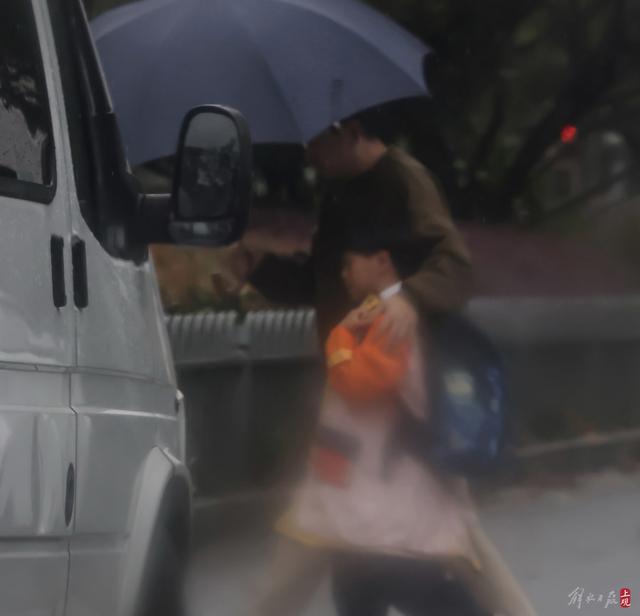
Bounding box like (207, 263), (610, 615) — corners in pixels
(0, 1), (252, 614)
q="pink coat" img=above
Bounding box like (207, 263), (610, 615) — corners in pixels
(282, 332), (482, 569)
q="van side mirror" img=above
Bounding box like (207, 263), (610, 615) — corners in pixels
(136, 105), (252, 247)
(170, 105), (252, 245)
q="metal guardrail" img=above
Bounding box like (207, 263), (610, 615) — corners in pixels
(166, 309), (321, 496)
(245, 310), (318, 361)
(167, 309), (318, 368)
(166, 311), (243, 366)
(167, 297), (640, 367)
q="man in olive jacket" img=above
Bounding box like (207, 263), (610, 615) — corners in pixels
(233, 113), (473, 344)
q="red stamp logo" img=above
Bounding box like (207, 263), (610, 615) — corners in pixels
(620, 587), (631, 608)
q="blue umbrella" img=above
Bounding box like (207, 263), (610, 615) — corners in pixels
(92, 0), (430, 164)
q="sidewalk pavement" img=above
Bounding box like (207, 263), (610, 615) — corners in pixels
(186, 465), (640, 616)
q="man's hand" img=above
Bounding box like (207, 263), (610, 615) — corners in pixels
(213, 241), (260, 295)
(377, 293), (418, 345)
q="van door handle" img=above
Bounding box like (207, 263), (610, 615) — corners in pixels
(72, 237), (89, 309)
(50, 235), (67, 308)
(65, 463), (75, 527)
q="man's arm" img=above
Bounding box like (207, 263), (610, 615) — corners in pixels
(249, 252), (316, 306)
(220, 212), (316, 306)
(402, 237), (473, 316)
(402, 172), (474, 316)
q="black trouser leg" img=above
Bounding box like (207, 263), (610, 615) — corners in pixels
(332, 553), (493, 616)
(332, 554), (388, 616)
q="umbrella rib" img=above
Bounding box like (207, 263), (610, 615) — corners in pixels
(92, 0), (176, 40)
(230, 11), (305, 142)
(122, 2), (197, 162)
(272, 0), (428, 90)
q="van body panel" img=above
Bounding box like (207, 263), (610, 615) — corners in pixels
(0, 0), (75, 368)
(67, 371), (180, 614)
(0, 541), (69, 616)
(69, 229), (171, 381)
(0, 0), (78, 610)
(1, 0), (191, 612)
(115, 448), (183, 616)
(0, 370), (74, 614)
(0, 194), (73, 366)
(65, 446), (181, 616)
(70, 371), (178, 535)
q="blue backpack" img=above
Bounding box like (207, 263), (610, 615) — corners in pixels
(398, 314), (507, 477)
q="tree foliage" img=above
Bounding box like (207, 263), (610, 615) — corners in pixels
(365, 0), (639, 221)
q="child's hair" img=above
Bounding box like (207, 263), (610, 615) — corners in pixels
(341, 210), (436, 279)
(343, 234), (417, 279)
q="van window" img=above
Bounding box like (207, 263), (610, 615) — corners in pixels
(0, 0), (55, 203)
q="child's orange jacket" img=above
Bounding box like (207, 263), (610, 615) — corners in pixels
(326, 313), (410, 408)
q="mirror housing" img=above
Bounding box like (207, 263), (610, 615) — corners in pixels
(136, 105), (252, 247)
(171, 105), (252, 245)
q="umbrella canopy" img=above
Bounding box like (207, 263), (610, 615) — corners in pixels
(92, 0), (430, 165)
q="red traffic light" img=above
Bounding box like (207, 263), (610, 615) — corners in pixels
(561, 125), (578, 144)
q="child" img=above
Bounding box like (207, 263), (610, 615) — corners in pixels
(277, 235), (495, 616)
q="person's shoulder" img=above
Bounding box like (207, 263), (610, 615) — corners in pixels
(361, 148), (410, 198)
(387, 146), (436, 186)
(387, 147), (448, 214)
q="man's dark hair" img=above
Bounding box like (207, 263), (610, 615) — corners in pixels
(348, 106), (396, 144)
